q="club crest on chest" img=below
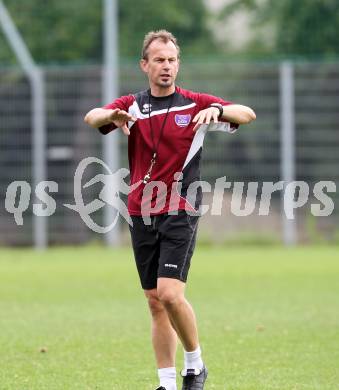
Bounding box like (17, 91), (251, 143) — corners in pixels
(175, 114), (191, 127)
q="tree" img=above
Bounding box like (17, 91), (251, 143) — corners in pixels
(0, 0), (216, 65)
(219, 0), (339, 58)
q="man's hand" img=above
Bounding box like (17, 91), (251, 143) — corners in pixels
(192, 104), (256, 132)
(108, 109), (136, 135)
(192, 107), (219, 132)
(84, 108), (136, 135)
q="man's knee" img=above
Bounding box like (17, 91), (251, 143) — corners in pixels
(144, 289), (165, 317)
(157, 284), (184, 308)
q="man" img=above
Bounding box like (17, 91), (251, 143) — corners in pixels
(84, 30), (256, 390)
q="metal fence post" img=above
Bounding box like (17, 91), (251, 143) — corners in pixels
(102, 0), (120, 246)
(0, 0), (47, 249)
(31, 68), (47, 249)
(280, 61), (297, 245)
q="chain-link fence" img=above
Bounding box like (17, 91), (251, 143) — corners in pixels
(0, 60), (338, 246)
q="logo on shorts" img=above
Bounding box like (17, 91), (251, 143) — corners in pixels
(175, 114), (191, 127)
(164, 264), (178, 269)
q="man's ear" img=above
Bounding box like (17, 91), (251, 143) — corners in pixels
(140, 59), (148, 74)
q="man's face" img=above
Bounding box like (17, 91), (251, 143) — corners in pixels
(140, 39), (180, 90)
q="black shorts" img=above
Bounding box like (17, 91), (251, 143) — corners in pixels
(129, 210), (199, 290)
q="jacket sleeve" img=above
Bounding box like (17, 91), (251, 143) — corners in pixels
(98, 94), (135, 135)
(196, 92), (239, 130)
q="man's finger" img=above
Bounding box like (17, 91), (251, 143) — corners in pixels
(205, 110), (212, 125)
(199, 113), (206, 124)
(121, 123), (130, 136)
(193, 116), (205, 132)
(192, 113), (200, 123)
(212, 110), (219, 123)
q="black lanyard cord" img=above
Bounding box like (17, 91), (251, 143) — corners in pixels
(143, 92), (175, 184)
(148, 91), (174, 158)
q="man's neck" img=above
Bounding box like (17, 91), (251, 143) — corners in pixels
(150, 85), (176, 97)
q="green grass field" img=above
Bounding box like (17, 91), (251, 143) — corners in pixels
(0, 246), (338, 390)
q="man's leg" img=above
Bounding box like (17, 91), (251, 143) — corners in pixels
(154, 212), (207, 388)
(144, 288), (178, 367)
(157, 278), (207, 390)
(157, 278), (199, 352)
(145, 288), (178, 390)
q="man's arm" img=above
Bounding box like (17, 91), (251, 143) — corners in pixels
(221, 104), (256, 124)
(192, 104), (256, 132)
(84, 108), (115, 128)
(84, 108), (136, 135)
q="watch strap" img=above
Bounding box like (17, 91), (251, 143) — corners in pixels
(210, 103), (223, 119)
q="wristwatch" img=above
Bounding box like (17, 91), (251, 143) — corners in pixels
(210, 103), (224, 119)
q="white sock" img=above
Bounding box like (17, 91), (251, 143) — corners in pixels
(184, 345), (204, 371)
(158, 367), (177, 390)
